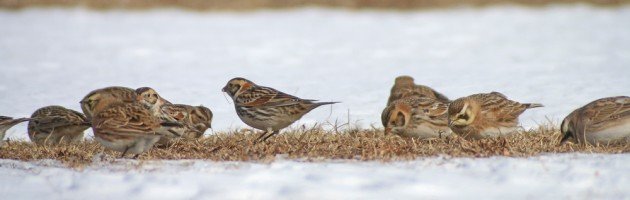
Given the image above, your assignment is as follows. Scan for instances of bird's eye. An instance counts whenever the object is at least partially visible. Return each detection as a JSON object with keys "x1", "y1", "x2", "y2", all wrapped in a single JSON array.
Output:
[{"x1": 460, "y1": 114, "x2": 469, "y2": 120}]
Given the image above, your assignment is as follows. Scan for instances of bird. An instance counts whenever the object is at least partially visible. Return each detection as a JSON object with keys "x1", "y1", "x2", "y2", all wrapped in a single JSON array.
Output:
[
  {"x1": 134, "y1": 87, "x2": 202, "y2": 145},
  {"x1": 27, "y1": 106, "x2": 91, "y2": 145},
  {"x1": 92, "y1": 102, "x2": 184, "y2": 158},
  {"x1": 80, "y1": 86, "x2": 137, "y2": 121},
  {"x1": 559, "y1": 96, "x2": 630, "y2": 146},
  {"x1": 160, "y1": 104, "x2": 213, "y2": 139},
  {"x1": 386, "y1": 75, "x2": 450, "y2": 106},
  {"x1": 222, "y1": 77, "x2": 338, "y2": 143},
  {"x1": 382, "y1": 96, "x2": 452, "y2": 139},
  {"x1": 0, "y1": 116, "x2": 31, "y2": 147},
  {"x1": 447, "y1": 92, "x2": 543, "y2": 140},
  {"x1": 85, "y1": 87, "x2": 183, "y2": 158},
  {"x1": 135, "y1": 87, "x2": 172, "y2": 116}
]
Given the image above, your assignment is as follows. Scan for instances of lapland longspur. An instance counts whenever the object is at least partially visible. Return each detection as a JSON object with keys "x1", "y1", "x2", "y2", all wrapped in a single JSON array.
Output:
[
  {"x1": 382, "y1": 96, "x2": 452, "y2": 139},
  {"x1": 80, "y1": 86, "x2": 137, "y2": 121},
  {"x1": 387, "y1": 75, "x2": 450, "y2": 106},
  {"x1": 0, "y1": 116, "x2": 31, "y2": 147},
  {"x1": 222, "y1": 77, "x2": 338, "y2": 143},
  {"x1": 135, "y1": 87, "x2": 172, "y2": 115},
  {"x1": 27, "y1": 106, "x2": 90, "y2": 145},
  {"x1": 559, "y1": 96, "x2": 630, "y2": 145},
  {"x1": 161, "y1": 104, "x2": 213, "y2": 139},
  {"x1": 85, "y1": 87, "x2": 183, "y2": 158},
  {"x1": 447, "y1": 92, "x2": 543, "y2": 140},
  {"x1": 92, "y1": 102, "x2": 184, "y2": 158}
]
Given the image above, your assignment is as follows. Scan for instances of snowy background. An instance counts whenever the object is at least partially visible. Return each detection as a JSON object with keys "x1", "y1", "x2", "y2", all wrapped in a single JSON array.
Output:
[{"x1": 0, "y1": 5, "x2": 629, "y2": 199}]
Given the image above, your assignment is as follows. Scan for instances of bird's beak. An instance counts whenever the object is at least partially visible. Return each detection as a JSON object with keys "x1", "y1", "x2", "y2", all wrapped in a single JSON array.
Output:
[
  {"x1": 221, "y1": 86, "x2": 227, "y2": 93},
  {"x1": 384, "y1": 127, "x2": 391, "y2": 135}
]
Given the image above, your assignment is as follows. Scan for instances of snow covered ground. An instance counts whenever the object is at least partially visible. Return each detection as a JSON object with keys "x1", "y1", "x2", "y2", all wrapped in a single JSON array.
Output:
[
  {"x1": 1, "y1": 154, "x2": 629, "y2": 199},
  {"x1": 0, "y1": 5, "x2": 629, "y2": 199}
]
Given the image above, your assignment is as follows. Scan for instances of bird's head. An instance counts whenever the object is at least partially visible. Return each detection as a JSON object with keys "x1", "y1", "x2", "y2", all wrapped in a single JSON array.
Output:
[
  {"x1": 448, "y1": 99, "x2": 478, "y2": 127},
  {"x1": 222, "y1": 77, "x2": 255, "y2": 99}
]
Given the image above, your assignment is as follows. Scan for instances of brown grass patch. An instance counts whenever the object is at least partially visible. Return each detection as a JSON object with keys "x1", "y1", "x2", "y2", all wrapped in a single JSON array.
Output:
[
  {"x1": 0, "y1": 0, "x2": 628, "y2": 10},
  {"x1": 1, "y1": 124, "x2": 628, "y2": 168}
]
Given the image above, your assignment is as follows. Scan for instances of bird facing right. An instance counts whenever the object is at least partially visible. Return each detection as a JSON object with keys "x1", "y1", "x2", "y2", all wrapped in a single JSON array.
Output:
[
  {"x1": 447, "y1": 92, "x2": 543, "y2": 140},
  {"x1": 222, "y1": 77, "x2": 338, "y2": 143},
  {"x1": 559, "y1": 96, "x2": 630, "y2": 146}
]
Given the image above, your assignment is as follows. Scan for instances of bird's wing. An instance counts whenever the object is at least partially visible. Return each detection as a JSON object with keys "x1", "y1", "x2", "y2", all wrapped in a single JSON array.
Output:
[
  {"x1": 94, "y1": 104, "x2": 160, "y2": 135},
  {"x1": 236, "y1": 86, "x2": 306, "y2": 107},
  {"x1": 583, "y1": 96, "x2": 630, "y2": 126},
  {"x1": 477, "y1": 92, "x2": 527, "y2": 122}
]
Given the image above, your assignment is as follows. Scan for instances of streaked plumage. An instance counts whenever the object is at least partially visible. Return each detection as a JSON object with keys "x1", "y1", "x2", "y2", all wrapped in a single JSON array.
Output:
[
  {"x1": 382, "y1": 96, "x2": 452, "y2": 139},
  {"x1": 222, "y1": 77, "x2": 338, "y2": 143},
  {"x1": 86, "y1": 88, "x2": 183, "y2": 158},
  {"x1": 387, "y1": 75, "x2": 449, "y2": 106},
  {"x1": 80, "y1": 86, "x2": 137, "y2": 121},
  {"x1": 560, "y1": 96, "x2": 630, "y2": 145},
  {"x1": 447, "y1": 92, "x2": 543, "y2": 140},
  {"x1": 92, "y1": 102, "x2": 183, "y2": 158},
  {"x1": 160, "y1": 104, "x2": 213, "y2": 139},
  {"x1": 0, "y1": 116, "x2": 31, "y2": 147},
  {"x1": 135, "y1": 87, "x2": 172, "y2": 116},
  {"x1": 27, "y1": 106, "x2": 90, "y2": 145}
]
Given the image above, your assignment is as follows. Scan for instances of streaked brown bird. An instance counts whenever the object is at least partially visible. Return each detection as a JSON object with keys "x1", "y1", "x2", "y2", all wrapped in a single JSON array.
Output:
[
  {"x1": 92, "y1": 102, "x2": 183, "y2": 158},
  {"x1": 161, "y1": 104, "x2": 213, "y2": 139},
  {"x1": 27, "y1": 106, "x2": 90, "y2": 145},
  {"x1": 386, "y1": 75, "x2": 450, "y2": 106},
  {"x1": 382, "y1": 96, "x2": 452, "y2": 139},
  {"x1": 559, "y1": 96, "x2": 630, "y2": 146},
  {"x1": 85, "y1": 86, "x2": 183, "y2": 158},
  {"x1": 447, "y1": 92, "x2": 543, "y2": 140},
  {"x1": 135, "y1": 87, "x2": 172, "y2": 115},
  {"x1": 0, "y1": 116, "x2": 31, "y2": 147},
  {"x1": 80, "y1": 86, "x2": 137, "y2": 121},
  {"x1": 222, "y1": 77, "x2": 338, "y2": 143}
]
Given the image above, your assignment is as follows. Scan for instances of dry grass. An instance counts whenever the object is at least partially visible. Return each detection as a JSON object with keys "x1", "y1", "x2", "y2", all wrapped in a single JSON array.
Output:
[
  {"x1": 0, "y1": 124, "x2": 628, "y2": 168},
  {"x1": 0, "y1": 0, "x2": 628, "y2": 10}
]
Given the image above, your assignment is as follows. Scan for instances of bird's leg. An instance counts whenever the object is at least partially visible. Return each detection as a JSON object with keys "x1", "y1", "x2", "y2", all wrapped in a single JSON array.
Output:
[
  {"x1": 260, "y1": 130, "x2": 279, "y2": 143},
  {"x1": 120, "y1": 147, "x2": 129, "y2": 158},
  {"x1": 254, "y1": 128, "x2": 274, "y2": 144}
]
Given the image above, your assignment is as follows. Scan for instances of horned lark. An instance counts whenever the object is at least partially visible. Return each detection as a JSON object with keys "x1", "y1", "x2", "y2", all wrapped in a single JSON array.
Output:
[
  {"x1": 559, "y1": 96, "x2": 630, "y2": 145},
  {"x1": 92, "y1": 102, "x2": 183, "y2": 158},
  {"x1": 0, "y1": 116, "x2": 31, "y2": 147},
  {"x1": 447, "y1": 92, "x2": 543, "y2": 140},
  {"x1": 382, "y1": 96, "x2": 452, "y2": 139},
  {"x1": 80, "y1": 86, "x2": 137, "y2": 121},
  {"x1": 222, "y1": 77, "x2": 338, "y2": 143},
  {"x1": 27, "y1": 106, "x2": 90, "y2": 145},
  {"x1": 387, "y1": 75, "x2": 450, "y2": 106}
]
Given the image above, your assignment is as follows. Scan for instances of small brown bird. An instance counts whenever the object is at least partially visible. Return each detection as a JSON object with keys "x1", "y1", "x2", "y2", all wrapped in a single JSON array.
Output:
[
  {"x1": 92, "y1": 102, "x2": 183, "y2": 158},
  {"x1": 0, "y1": 116, "x2": 31, "y2": 147},
  {"x1": 27, "y1": 106, "x2": 91, "y2": 145},
  {"x1": 135, "y1": 87, "x2": 172, "y2": 115},
  {"x1": 80, "y1": 86, "x2": 137, "y2": 121},
  {"x1": 386, "y1": 75, "x2": 450, "y2": 106},
  {"x1": 222, "y1": 77, "x2": 338, "y2": 143},
  {"x1": 447, "y1": 92, "x2": 543, "y2": 140},
  {"x1": 559, "y1": 96, "x2": 630, "y2": 146},
  {"x1": 161, "y1": 104, "x2": 213, "y2": 139},
  {"x1": 382, "y1": 96, "x2": 452, "y2": 139}
]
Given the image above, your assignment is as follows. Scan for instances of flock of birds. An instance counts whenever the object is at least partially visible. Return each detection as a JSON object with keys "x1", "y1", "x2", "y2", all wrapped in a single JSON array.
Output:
[{"x1": 0, "y1": 76, "x2": 628, "y2": 158}]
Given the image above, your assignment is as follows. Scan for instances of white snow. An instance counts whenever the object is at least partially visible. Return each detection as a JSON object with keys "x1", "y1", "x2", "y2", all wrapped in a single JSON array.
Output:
[
  {"x1": 1, "y1": 154, "x2": 629, "y2": 199},
  {"x1": 0, "y1": 5, "x2": 629, "y2": 199}
]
